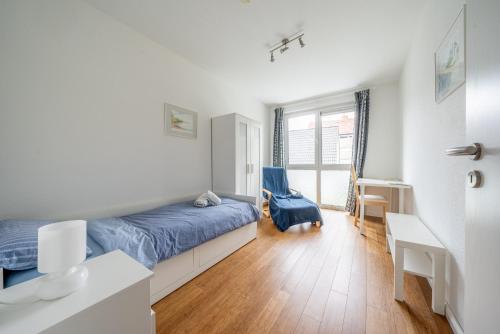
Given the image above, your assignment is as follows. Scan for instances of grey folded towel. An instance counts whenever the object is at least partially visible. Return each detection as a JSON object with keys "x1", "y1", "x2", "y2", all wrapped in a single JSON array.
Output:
[
  {"x1": 194, "y1": 191, "x2": 222, "y2": 208},
  {"x1": 206, "y1": 191, "x2": 222, "y2": 206},
  {"x1": 194, "y1": 193, "x2": 210, "y2": 208}
]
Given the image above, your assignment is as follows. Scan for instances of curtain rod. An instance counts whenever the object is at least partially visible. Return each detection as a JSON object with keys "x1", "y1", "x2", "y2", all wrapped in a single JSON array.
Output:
[{"x1": 275, "y1": 85, "x2": 370, "y2": 110}]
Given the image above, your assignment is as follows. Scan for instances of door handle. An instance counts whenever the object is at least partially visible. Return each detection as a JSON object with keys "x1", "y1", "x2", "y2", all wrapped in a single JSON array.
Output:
[{"x1": 445, "y1": 143, "x2": 482, "y2": 160}]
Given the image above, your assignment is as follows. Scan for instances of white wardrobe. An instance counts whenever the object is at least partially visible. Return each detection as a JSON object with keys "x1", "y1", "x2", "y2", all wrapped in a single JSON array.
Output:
[{"x1": 212, "y1": 113, "x2": 262, "y2": 209}]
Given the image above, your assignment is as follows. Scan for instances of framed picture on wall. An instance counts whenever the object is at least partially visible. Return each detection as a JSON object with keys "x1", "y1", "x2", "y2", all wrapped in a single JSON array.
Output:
[
  {"x1": 435, "y1": 6, "x2": 465, "y2": 103},
  {"x1": 164, "y1": 103, "x2": 198, "y2": 139}
]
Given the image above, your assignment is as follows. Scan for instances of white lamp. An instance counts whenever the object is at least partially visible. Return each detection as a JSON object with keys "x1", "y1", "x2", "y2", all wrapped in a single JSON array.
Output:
[{"x1": 36, "y1": 220, "x2": 89, "y2": 300}]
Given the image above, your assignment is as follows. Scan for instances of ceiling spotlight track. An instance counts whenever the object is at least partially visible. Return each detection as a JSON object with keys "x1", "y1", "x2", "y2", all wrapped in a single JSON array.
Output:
[{"x1": 269, "y1": 32, "x2": 305, "y2": 63}]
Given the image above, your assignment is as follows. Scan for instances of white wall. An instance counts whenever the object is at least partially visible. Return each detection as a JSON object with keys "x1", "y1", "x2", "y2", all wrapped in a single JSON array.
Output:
[
  {"x1": 0, "y1": 0, "x2": 268, "y2": 220},
  {"x1": 363, "y1": 83, "x2": 402, "y2": 215},
  {"x1": 364, "y1": 83, "x2": 401, "y2": 180},
  {"x1": 400, "y1": 0, "x2": 465, "y2": 329}
]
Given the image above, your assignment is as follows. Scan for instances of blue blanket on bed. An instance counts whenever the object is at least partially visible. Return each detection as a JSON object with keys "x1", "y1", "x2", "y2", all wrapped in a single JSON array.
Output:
[
  {"x1": 2, "y1": 197, "x2": 259, "y2": 287},
  {"x1": 87, "y1": 197, "x2": 259, "y2": 269}
]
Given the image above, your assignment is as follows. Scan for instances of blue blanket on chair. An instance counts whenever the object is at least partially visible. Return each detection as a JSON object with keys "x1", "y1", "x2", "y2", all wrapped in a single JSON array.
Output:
[
  {"x1": 263, "y1": 167, "x2": 323, "y2": 231},
  {"x1": 269, "y1": 195, "x2": 323, "y2": 231},
  {"x1": 263, "y1": 166, "x2": 291, "y2": 198}
]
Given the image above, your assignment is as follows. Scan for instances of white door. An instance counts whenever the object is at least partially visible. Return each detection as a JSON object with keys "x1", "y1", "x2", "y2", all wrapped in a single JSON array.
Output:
[
  {"x1": 249, "y1": 124, "x2": 261, "y2": 198},
  {"x1": 237, "y1": 121, "x2": 248, "y2": 196},
  {"x1": 463, "y1": 1, "x2": 500, "y2": 332}
]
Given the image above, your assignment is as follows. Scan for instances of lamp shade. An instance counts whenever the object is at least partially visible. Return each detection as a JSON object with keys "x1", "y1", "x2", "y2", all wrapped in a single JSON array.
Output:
[{"x1": 37, "y1": 220, "x2": 87, "y2": 273}]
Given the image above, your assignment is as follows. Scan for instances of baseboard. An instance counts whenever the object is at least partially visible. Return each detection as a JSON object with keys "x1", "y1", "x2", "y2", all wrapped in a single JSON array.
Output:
[
  {"x1": 446, "y1": 304, "x2": 464, "y2": 334},
  {"x1": 422, "y1": 276, "x2": 463, "y2": 334}
]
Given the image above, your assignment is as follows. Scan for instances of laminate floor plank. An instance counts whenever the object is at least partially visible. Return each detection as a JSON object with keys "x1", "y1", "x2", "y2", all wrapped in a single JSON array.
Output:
[
  {"x1": 319, "y1": 290, "x2": 347, "y2": 334},
  {"x1": 152, "y1": 211, "x2": 452, "y2": 334}
]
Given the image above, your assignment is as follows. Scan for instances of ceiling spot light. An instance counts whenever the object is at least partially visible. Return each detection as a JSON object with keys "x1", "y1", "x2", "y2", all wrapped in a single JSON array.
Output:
[
  {"x1": 280, "y1": 39, "x2": 289, "y2": 53},
  {"x1": 299, "y1": 37, "x2": 305, "y2": 48},
  {"x1": 268, "y1": 32, "x2": 305, "y2": 63}
]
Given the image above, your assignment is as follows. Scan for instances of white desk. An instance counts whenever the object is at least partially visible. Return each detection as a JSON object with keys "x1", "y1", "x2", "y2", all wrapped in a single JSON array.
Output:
[
  {"x1": 0, "y1": 250, "x2": 154, "y2": 334},
  {"x1": 356, "y1": 178, "x2": 411, "y2": 235}
]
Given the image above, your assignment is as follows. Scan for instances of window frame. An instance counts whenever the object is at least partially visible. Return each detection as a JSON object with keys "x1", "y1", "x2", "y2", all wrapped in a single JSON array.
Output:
[
  {"x1": 284, "y1": 103, "x2": 355, "y2": 210},
  {"x1": 283, "y1": 110, "x2": 318, "y2": 170}
]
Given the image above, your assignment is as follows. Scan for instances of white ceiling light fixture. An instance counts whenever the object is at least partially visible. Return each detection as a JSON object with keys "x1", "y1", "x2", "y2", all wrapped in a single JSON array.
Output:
[{"x1": 269, "y1": 32, "x2": 305, "y2": 63}]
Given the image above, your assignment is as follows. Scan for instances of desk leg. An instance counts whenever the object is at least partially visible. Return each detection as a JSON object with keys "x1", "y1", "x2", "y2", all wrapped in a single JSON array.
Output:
[
  {"x1": 394, "y1": 244, "x2": 404, "y2": 301},
  {"x1": 360, "y1": 185, "x2": 366, "y2": 235},
  {"x1": 398, "y1": 188, "x2": 405, "y2": 213},
  {"x1": 431, "y1": 254, "x2": 446, "y2": 315},
  {"x1": 389, "y1": 188, "x2": 393, "y2": 212}
]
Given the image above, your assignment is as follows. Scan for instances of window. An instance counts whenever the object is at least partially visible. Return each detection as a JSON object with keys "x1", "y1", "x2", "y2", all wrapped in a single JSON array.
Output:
[
  {"x1": 285, "y1": 108, "x2": 355, "y2": 209},
  {"x1": 321, "y1": 112, "x2": 354, "y2": 165},
  {"x1": 287, "y1": 114, "x2": 315, "y2": 165}
]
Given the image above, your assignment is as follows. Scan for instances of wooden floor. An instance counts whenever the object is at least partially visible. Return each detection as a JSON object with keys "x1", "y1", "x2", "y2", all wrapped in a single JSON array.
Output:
[{"x1": 152, "y1": 210, "x2": 452, "y2": 334}]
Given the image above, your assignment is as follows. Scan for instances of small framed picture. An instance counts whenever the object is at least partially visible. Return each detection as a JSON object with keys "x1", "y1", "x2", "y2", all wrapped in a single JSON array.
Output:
[
  {"x1": 164, "y1": 103, "x2": 198, "y2": 139},
  {"x1": 435, "y1": 6, "x2": 465, "y2": 103}
]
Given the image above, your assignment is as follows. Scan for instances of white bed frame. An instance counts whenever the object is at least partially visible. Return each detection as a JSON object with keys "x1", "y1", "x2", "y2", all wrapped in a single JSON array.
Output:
[
  {"x1": 150, "y1": 219, "x2": 256, "y2": 304},
  {"x1": 0, "y1": 193, "x2": 258, "y2": 307},
  {"x1": 150, "y1": 193, "x2": 257, "y2": 304}
]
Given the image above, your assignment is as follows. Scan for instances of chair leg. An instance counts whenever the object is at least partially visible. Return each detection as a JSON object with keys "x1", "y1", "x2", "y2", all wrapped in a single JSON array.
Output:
[
  {"x1": 383, "y1": 204, "x2": 388, "y2": 251},
  {"x1": 262, "y1": 202, "x2": 270, "y2": 218},
  {"x1": 354, "y1": 199, "x2": 360, "y2": 227}
]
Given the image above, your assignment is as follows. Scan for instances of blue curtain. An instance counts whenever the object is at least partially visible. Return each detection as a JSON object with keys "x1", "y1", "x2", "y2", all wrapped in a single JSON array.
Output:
[
  {"x1": 346, "y1": 89, "x2": 370, "y2": 214},
  {"x1": 272, "y1": 107, "x2": 285, "y2": 167}
]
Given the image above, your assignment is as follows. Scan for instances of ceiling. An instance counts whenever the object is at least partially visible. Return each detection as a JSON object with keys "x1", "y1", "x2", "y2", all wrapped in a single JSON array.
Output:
[{"x1": 85, "y1": 0, "x2": 426, "y2": 104}]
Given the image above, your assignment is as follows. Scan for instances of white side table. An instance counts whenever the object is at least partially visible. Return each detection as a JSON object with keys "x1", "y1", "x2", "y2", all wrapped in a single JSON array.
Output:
[
  {"x1": 385, "y1": 213, "x2": 447, "y2": 315},
  {"x1": 0, "y1": 250, "x2": 154, "y2": 334}
]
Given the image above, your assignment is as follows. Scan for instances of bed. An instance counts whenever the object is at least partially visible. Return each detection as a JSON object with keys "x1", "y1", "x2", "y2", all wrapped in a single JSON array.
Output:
[{"x1": 0, "y1": 194, "x2": 259, "y2": 305}]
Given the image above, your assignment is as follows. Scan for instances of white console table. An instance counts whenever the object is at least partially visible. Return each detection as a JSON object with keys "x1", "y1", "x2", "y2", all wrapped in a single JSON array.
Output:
[
  {"x1": 385, "y1": 213, "x2": 447, "y2": 315},
  {"x1": 0, "y1": 250, "x2": 154, "y2": 334}
]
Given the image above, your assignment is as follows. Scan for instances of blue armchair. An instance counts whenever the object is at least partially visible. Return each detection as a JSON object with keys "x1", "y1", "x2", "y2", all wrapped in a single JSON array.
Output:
[{"x1": 262, "y1": 167, "x2": 323, "y2": 232}]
